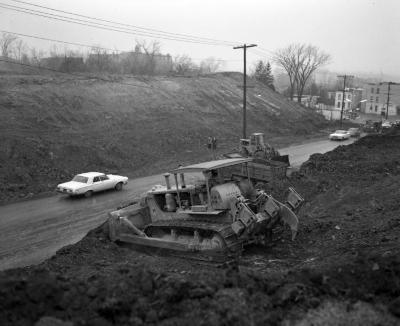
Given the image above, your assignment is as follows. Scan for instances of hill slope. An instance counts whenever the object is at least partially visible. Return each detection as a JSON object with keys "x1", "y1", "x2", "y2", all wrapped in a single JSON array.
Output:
[{"x1": 0, "y1": 72, "x2": 327, "y2": 201}]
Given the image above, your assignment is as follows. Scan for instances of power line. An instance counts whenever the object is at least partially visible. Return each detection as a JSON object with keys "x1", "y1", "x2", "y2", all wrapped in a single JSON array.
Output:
[
  {"x1": 248, "y1": 49, "x2": 273, "y2": 61},
  {"x1": 0, "y1": 1, "x2": 281, "y2": 65},
  {"x1": 0, "y1": 58, "x2": 153, "y2": 88},
  {"x1": 8, "y1": 0, "x2": 237, "y2": 46},
  {"x1": 0, "y1": 3, "x2": 231, "y2": 46},
  {"x1": 0, "y1": 1, "x2": 279, "y2": 67},
  {"x1": 258, "y1": 46, "x2": 275, "y2": 55},
  {"x1": 1, "y1": 2, "x2": 237, "y2": 47},
  {"x1": 0, "y1": 30, "x2": 120, "y2": 53}
]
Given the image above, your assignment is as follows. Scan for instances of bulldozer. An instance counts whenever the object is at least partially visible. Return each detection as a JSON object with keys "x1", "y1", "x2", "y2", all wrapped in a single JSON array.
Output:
[{"x1": 108, "y1": 157, "x2": 304, "y2": 263}]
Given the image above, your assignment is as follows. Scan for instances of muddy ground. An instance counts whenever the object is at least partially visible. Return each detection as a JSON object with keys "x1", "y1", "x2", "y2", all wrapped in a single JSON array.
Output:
[{"x1": 1, "y1": 131, "x2": 400, "y2": 326}]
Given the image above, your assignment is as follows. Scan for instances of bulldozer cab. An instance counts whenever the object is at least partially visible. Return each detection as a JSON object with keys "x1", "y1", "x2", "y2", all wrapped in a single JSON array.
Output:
[{"x1": 169, "y1": 158, "x2": 253, "y2": 213}]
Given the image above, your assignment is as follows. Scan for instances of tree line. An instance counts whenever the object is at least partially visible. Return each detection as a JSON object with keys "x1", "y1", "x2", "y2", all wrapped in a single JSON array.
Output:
[
  {"x1": 1, "y1": 32, "x2": 332, "y2": 101},
  {"x1": 0, "y1": 32, "x2": 224, "y2": 76}
]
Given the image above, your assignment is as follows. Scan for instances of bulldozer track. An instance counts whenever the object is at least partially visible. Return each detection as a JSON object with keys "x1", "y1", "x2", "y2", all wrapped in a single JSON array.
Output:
[{"x1": 144, "y1": 219, "x2": 244, "y2": 263}]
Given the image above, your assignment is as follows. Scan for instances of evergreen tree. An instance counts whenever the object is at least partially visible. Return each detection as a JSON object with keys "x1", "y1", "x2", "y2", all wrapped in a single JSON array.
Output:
[
  {"x1": 264, "y1": 62, "x2": 275, "y2": 91},
  {"x1": 254, "y1": 60, "x2": 275, "y2": 91}
]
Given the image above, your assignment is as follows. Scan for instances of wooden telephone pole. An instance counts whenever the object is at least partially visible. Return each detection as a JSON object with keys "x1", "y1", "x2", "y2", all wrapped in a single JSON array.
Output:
[
  {"x1": 337, "y1": 74, "x2": 354, "y2": 128},
  {"x1": 234, "y1": 44, "x2": 257, "y2": 139},
  {"x1": 380, "y1": 82, "x2": 399, "y2": 119}
]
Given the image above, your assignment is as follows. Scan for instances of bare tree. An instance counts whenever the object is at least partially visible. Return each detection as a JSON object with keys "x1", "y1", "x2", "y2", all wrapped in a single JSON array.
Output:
[
  {"x1": 30, "y1": 47, "x2": 45, "y2": 66},
  {"x1": 13, "y1": 39, "x2": 27, "y2": 61},
  {"x1": 0, "y1": 32, "x2": 18, "y2": 58},
  {"x1": 295, "y1": 45, "x2": 330, "y2": 102},
  {"x1": 173, "y1": 55, "x2": 197, "y2": 75},
  {"x1": 199, "y1": 57, "x2": 222, "y2": 74},
  {"x1": 49, "y1": 44, "x2": 61, "y2": 58},
  {"x1": 273, "y1": 43, "x2": 330, "y2": 102},
  {"x1": 135, "y1": 39, "x2": 161, "y2": 75},
  {"x1": 87, "y1": 45, "x2": 112, "y2": 72}
]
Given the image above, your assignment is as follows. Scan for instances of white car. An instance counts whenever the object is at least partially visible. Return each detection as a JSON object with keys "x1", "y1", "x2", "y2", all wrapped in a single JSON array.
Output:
[
  {"x1": 56, "y1": 172, "x2": 128, "y2": 197},
  {"x1": 329, "y1": 130, "x2": 350, "y2": 141}
]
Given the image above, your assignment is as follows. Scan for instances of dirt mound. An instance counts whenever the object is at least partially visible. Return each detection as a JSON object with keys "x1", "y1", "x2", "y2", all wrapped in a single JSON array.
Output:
[
  {"x1": 1, "y1": 132, "x2": 400, "y2": 325},
  {"x1": 0, "y1": 226, "x2": 399, "y2": 326},
  {"x1": 0, "y1": 72, "x2": 329, "y2": 203}
]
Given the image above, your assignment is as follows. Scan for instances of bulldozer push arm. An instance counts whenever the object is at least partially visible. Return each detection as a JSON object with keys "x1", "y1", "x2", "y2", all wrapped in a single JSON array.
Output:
[{"x1": 230, "y1": 188, "x2": 302, "y2": 241}]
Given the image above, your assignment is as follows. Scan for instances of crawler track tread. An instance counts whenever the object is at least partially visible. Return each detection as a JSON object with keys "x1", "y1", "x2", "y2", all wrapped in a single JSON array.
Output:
[{"x1": 144, "y1": 219, "x2": 243, "y2": 263}]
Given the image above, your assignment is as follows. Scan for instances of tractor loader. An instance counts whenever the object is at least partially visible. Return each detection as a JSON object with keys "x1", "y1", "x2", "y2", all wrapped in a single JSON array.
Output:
[{"x1": 224, "y1": 133, "x2": 290, "y2": 186}]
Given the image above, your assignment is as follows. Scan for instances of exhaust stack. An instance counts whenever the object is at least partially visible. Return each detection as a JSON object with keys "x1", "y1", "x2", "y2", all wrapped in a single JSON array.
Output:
[
  {"x1": 164, "y1": 173, "x2": 171, "y2": 189},
  {"x1": 180, "y1": 173, "x2": 186, "y2": 188}
]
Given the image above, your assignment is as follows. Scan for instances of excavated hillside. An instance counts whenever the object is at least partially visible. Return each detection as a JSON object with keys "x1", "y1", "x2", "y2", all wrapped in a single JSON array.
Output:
[
  {"x1": 0, "y1": 131, "x2": 399, "y2": 326},
  {"x1": 0, "y1": 71, "x2": 328, "y2": 203}
]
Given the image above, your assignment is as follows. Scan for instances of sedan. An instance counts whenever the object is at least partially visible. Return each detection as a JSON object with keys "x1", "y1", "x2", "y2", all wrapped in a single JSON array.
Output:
[
  {"x1": 329, "y1": 130, "x2": 351, "y2": 141},
  {"x1": 347, "y1": 128, "x2": 361, "y2": 137},
  {"x1": 56, "y1": 172, "x2": 128, "y2": 197}
]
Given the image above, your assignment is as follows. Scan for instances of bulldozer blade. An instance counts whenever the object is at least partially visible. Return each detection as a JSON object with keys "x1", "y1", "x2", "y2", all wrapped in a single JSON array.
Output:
[
  {"x1": 279, "y1": 204, "x2": 299, "y2": 240},
  {"x1": 286, "y1": 187, "x2": 304, "y2": 212}
]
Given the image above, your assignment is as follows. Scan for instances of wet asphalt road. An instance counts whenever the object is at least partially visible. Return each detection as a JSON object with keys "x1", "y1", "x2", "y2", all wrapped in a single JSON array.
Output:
[{"x1": 0, "y1": 137, "x2": 355, "y2": 271}]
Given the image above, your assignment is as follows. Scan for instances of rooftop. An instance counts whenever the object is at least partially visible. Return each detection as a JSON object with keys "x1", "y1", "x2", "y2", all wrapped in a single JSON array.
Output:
[
  {"x1": 170, "y1": 158, "x2": 252, "y2": 174},
  {"x1": 77, "y1": 172, "x2": 104, "y2": 177}
]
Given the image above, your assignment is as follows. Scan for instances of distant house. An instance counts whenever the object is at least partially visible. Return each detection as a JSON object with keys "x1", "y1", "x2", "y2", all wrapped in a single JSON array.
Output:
[
  {"x1": 363, "y1": 82, "x2": 400, "y2": 116},
  {"x1": 327, "y1": 91, "x2": 336, "y2": 100},
  {"x1": 335, "y1": 88, "x2": 363, "y2": 112}
]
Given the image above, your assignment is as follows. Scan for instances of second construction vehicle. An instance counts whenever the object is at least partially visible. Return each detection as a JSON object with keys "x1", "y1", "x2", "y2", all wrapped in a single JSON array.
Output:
[
  {"x1": 224, "y1": 132, "x2": 290, "y2": 186},
  {"x1": 108, "y1": 158, "x2": 304, "y2": 263}
]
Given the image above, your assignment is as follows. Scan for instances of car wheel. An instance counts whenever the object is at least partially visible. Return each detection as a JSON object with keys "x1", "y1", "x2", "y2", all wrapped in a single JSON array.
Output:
[
  {"x1": 115, "y1": 182, "x2": 123, "y2": 191},
  {"x1": 84, "y1": 190, "x2": 93, "y2": 198}
]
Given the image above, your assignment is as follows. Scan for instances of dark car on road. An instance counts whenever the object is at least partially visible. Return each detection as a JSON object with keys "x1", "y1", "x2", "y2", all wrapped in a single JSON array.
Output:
[{"x1": 348, "y1": 128, "x2": 361, "y2": 137}]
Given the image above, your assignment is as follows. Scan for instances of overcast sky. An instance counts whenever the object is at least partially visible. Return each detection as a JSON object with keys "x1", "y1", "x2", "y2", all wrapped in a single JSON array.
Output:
[{"x1": 1, "y1": 0, "x2": 399, "y2": 77}]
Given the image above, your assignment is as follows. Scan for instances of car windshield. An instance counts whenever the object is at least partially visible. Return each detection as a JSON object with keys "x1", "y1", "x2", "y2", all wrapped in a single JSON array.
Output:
[
  {"x1": 335, "y1": 130, "x2": 347, "y2": 134},
  {"x1": 72, "y1": 175, "x2": 89, "y2": 183}
]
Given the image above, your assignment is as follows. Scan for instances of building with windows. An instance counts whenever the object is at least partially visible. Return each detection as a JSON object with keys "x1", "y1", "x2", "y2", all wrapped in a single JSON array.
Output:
[
  {"x1": 363, "y1": 83, "x2": 400, "y2": 116},
  {"x1": 335, "y1": 88, "x2": 363, "y2": 113}
]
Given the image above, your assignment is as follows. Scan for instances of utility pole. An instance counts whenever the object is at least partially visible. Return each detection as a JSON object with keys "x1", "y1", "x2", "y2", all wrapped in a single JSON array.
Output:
[
  {"x1": 385, "y1": 82, "x2": 391, "y2": 120},
  {"x1": 381, "y1": 82, "x2": 399, "y2": 119},
  {"x1": 234, "y1": 43, "x2": 257, "y2": 139},
  {"x1": 337, "y1": 74, "x2": 354, "y2": 128}
]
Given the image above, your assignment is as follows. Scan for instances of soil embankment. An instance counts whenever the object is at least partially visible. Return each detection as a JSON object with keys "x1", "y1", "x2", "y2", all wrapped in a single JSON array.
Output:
[
  {"x1": 1, "y1": 131, "x2": 399, "y2": 325},
  {"x1": 0, "y1": 72, "x2": 329, "y2": 203}
]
